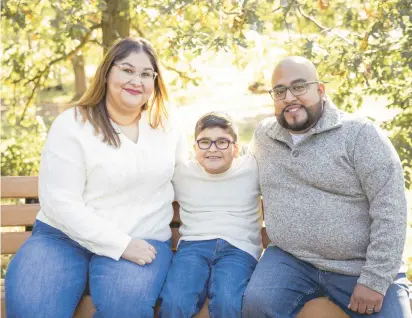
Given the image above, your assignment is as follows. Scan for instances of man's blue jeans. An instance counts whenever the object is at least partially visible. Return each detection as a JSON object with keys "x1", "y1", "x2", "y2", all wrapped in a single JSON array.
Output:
[
  {"x1": 5, "y1": 220, "x2": 173, "y2": 318},
  {"x1": 159, "y1": 239, "x2": 257, "y2": 318},
  {"x1": 242, "y1": 246, "x2": 411, "y2": 318}
]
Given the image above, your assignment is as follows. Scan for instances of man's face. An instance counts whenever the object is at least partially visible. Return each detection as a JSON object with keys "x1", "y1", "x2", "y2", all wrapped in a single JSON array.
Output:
[
  {"x1": 271, "y1": 63, "x2": 325, "y2": 132},
  {"x1": 194, "y1": 127, "x2": 239, "y2": 175}
]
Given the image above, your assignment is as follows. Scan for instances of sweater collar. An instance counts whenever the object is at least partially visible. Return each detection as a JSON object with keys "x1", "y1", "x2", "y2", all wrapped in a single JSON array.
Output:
[{"x1": 266, "y1": 99, "x2": 343, "y2": 144}]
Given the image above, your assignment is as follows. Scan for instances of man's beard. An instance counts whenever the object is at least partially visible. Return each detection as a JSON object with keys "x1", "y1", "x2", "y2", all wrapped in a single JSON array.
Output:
[{"x1": 276, "y1": 100, "x2": 324, "y2": 132}]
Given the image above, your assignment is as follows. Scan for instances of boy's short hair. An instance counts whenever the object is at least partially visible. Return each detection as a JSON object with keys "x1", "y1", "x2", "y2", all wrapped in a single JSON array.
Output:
[{"x1": 194, "y1": 112, "x2": 238, "y2": 142}]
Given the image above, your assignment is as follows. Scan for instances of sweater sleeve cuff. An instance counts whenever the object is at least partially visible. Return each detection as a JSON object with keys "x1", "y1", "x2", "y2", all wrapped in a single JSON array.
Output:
[
  {"x1": 104, "y1": 234, "x2": 132, "y2": 261},
  {"x1": 357, "y1": 272, "x2": 391, "y2": 296}
]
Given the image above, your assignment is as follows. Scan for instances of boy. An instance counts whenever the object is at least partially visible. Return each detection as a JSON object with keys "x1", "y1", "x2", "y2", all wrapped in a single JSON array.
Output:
[{"x1": 159, "y1": 112, "x2": 262, "y2": 318}]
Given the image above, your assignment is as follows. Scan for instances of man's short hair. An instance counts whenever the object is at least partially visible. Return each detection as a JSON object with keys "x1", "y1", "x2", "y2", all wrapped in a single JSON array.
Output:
[{"x1": 194, "y1": 112, "x2": 238, "y2": 142}]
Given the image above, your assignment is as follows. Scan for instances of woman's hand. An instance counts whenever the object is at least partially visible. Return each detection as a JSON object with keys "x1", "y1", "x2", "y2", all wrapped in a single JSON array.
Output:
[{"x1": 121, "y1": 239, "x2": 157, "y2": 266}]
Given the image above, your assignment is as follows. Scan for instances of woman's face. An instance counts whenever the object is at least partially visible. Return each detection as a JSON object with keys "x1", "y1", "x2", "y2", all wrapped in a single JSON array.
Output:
[{"x1": 106, "y1": 51, "x2": 156, "y2": 113}]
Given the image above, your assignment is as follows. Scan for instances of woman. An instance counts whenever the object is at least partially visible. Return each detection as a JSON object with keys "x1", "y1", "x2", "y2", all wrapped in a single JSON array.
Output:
[{"x1": 5, "y1": 37, "x2": 185, "y2": 317}]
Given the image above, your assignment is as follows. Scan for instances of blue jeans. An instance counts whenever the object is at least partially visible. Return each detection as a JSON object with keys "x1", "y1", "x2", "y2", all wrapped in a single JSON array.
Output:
[
  {"x1": 242, "y1": 246, "x2": 412, "y2": 318},
  {"x1": 5, "y1": 220, "x2": 173, "y2": 318},
  {"x1": 159, "y1": 239, "x2": 258, "y2": 318}
]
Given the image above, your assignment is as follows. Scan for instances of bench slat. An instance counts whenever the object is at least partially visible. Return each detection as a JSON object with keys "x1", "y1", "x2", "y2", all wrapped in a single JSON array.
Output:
[
  {"x1": 1, "y1": 232, "x2": 31, "y2": 254},
  {"x1": 1, "y1": 204, "x2": 39, "y2": 226},
  {"x1": 1, "y1": 176, "x2": 38, "y2": 199}
]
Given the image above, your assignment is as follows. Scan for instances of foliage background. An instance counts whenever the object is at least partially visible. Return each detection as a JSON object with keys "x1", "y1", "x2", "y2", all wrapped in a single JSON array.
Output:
[{"x1": 1, "y1": 0, "x2": 411, "y2": 278}]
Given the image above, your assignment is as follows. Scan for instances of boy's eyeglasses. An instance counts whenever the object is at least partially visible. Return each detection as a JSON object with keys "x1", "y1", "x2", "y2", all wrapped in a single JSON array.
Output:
[{"x1": 196, "y1": 138, "x2": 235, "y2": 150}]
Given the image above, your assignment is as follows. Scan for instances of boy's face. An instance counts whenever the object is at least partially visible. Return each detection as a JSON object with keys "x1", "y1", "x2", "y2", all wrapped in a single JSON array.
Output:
[{"x1": 194, "y1": 127, "x2": 239, "y2": 175}]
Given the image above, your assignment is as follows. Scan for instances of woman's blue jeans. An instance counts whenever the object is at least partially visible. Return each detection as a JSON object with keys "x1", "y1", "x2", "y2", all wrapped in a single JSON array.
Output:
[
  {"x1": 5, "y1": 220, "x2": 173, "y2": 318},
  {"x1": 242, "y1": 246, "x2": 412, "y2": 318},
  {"x1": 159, "y1": 239, "x2": 258, "y2": 318}
]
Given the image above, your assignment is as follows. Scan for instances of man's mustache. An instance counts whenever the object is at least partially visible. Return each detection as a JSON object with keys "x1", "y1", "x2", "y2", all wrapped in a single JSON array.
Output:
[{"x1": 275, "y1": 104, "x2": 306, "y2": 117}]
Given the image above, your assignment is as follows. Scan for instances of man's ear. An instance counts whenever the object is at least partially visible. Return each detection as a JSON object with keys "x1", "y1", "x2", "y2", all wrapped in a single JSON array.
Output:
[
  {"x1": 318, "y1": 82, "x2": 326, "y2": 100},
  {"x1": 192, "y1": 143, "x2": 197, "y2": 152}
]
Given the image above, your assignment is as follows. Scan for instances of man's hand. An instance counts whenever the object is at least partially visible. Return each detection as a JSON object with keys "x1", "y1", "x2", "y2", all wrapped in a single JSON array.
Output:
[
  {"x1": 121, "y1": 239, "x2": 157, "y2": 266},
  {"x1": 348, "y1": 284, "x2": 384, "y2": 315}
]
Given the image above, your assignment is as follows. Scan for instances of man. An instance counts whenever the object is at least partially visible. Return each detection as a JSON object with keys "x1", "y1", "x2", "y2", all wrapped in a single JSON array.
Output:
[{"x1": 243, "y1": 56, "x2": 411, "y2": 317}]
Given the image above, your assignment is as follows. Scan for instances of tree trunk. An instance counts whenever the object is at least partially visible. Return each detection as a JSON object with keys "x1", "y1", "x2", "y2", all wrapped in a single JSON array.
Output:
[
  {"x1": 102, "y1": 0, "x2": 130, "y2": 54},
  {"x1": 71, "y1": 53, "x2": 87, "y2": 101}
]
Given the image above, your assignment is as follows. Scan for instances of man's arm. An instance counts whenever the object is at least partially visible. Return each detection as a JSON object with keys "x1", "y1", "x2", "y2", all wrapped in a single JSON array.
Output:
[{"x1": 349, "y1": 122, "x2": 407, "y2": 313}]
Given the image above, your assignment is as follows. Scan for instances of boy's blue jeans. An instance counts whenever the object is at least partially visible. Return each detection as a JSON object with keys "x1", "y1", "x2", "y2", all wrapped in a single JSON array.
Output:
[
  {"x1": 5, "y1": 220, "x2": 173, "y2": 318},
  {"x1": 159, "y1": 239, "x2": 258, "y2": 318},
  {"x1": 243, "y1": 246, "x2": 412, "y2": 318}
]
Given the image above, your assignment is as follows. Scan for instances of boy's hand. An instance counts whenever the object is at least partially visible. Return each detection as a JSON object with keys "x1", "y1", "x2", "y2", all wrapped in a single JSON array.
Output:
[{"x1": 121, "y1": 239, "x2": 157, "y2": 266}]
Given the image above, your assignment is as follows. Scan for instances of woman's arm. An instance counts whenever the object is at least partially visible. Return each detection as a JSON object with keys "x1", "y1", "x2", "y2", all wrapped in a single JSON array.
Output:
[{"x1": 39, "y1": 112, "x2": 132, "y2": 260}]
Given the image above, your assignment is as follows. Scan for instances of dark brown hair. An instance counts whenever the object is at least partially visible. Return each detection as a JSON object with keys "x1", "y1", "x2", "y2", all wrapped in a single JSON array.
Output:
[
  {"x1": 194, "y1": 112, "x2": 238, "y2": 142},
  {"x1": 71, "y1": 37, "x2": 169, "y2": 147}
]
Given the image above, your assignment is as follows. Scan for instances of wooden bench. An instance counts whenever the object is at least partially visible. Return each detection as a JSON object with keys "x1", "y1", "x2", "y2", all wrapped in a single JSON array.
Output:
[{"x1": 1, "y1": 176, "x2": 348, "y2": 317}]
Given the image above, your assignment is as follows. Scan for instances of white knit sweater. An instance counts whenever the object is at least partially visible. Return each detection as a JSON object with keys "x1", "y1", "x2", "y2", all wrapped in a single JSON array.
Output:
[
  {"x1": 173, "y1": 155, "x2": 263, "y2": 260},
  {"x1": 37, "y1": 107, "x2": 185, "y2": 260}
]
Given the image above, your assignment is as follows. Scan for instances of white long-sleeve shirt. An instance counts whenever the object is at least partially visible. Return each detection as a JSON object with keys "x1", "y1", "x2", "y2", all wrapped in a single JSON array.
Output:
[
  {"x1": 37, "y1": 107, "x2": 185, "y2": 260},
  {"x1": 173, "y1": 155, "x2": 263, "y2": 260}
]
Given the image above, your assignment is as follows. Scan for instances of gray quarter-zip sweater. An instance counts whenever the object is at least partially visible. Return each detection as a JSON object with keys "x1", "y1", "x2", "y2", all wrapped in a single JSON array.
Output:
[{"x1": 250, "y1": 100, "x2": 407, "y2": 295}]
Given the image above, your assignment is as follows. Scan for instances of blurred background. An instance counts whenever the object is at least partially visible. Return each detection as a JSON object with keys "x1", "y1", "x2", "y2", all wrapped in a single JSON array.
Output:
[{"x1": 1, "y1": 0, "x2": 411, "y2": 279}]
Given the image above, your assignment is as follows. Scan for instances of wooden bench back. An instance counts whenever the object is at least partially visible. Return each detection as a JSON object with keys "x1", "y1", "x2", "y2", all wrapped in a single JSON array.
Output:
[
  {"x1": 1, "y1": 177, "x2": 39, "y2": 254},
  {"x1": 1, "y1": 176, "x2": 267, "y2": 255}
]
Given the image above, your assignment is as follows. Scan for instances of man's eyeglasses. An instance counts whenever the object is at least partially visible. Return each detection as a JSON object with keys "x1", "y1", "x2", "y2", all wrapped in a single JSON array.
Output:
[
  {"x1": 196, "y1": 138, "x2": 235, "y2": 150},
  {"x1": 269, "y1": 81, "x2": 321, "y2": 101},
  {"x1": 113, "y1": 63, "x2": 158, "y2": 81}
]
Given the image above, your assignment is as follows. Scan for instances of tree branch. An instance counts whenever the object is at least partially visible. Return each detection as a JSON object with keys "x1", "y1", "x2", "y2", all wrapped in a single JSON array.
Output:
[
  {"x1": 162, "y1": 63, "x2": 198, "y2": 82},
  {"x1": 296, "y1": 5, "x2": 329, "y2": 30},
  {"x1": 273, "y1": 5, "x2": 282, "y2": 13},
  {"x1": 282, "y1": 2, "x2": 293, "y2": 42},
  {"x1": 49, "y1": 23, "x2": 102, "y2": 66},
  {"x1": 88, "y1": 38, "x2": 103, "y2": 46},
  {"x1": 223, "y1": 11, "x2": 241, "y2": 15},
  {"x1": 221, "y1": 0, "x2": 244, "y2": 15},
  {"x1": 284, "y1": 15, "x2": 292, "y2": 42},
  {"x1": 18, "y1": 72, "x2": 44, "y2": 122},
  {"x1": 296, "y1": 4, "x2": 354, "y2": 45},
  {"x1": 17, "y1": 23, "x2": 101, "y2": 120},
  {"x1": 17, "y1": 23, "x2": 102, "y2": 87}
]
